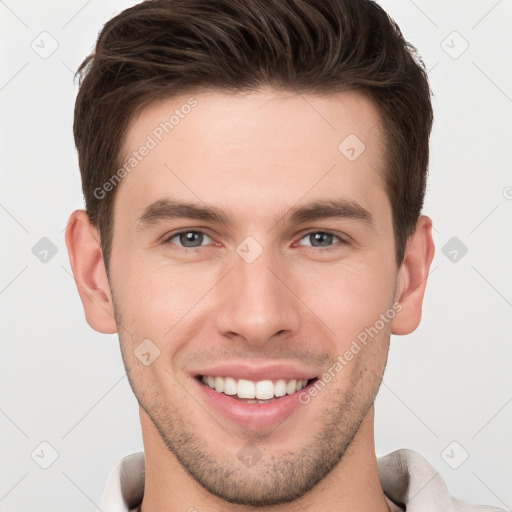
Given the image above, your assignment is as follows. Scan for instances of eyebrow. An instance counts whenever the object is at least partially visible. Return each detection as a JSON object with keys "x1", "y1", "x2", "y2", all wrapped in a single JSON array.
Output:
[
  {"x1": 283, "y1": 199, "x2": 374, "y2": 227},
  {"x1": 135, "y1": 199, "x2": 229, "y2": 228},
  {"x1": 134, "y1": 197, "x2": 374, "y2": 230}
]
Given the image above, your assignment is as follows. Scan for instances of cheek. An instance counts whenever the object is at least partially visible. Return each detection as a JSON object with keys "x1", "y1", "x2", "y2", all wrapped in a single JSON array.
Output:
[
  {"x1": 112, "y1": 259, "x2": 221, "y2": 348},
  {"x1": 298, "y1": 258, "x2": 397, "y2": 341},
  {"x1": 112, "y1": 237, "x2": 397, "y2": 346},
  {"x1": 110, "y1": 247, "x2": 235, "y2": 383}
]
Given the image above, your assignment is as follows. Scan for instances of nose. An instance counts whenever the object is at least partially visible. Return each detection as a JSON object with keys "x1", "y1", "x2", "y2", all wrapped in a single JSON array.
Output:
[{"x1": 214, "y1": 246, "x2": 302, "y2": 347}]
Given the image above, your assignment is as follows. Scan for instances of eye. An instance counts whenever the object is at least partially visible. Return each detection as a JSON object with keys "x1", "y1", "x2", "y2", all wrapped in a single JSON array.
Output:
[
  {"x1": 165, "y1": 230, "x2": 213, "y2": 248},
  {"x1": 297, "y1": 231, "x2": 345, "y2": 249}
]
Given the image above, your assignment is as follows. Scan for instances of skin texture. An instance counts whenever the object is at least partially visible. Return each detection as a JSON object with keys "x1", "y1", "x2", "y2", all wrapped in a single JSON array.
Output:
[{"x1": 66, "y1": 87, "x2": 435, "y2": 511}]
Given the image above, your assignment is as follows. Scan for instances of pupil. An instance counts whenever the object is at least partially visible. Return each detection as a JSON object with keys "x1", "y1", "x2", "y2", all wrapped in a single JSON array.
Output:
[
  {"x1": 180, "y1": 232, "x2": 203, "y2": 247},
  {"x1": 311, "y1": 233, "x2": 332, "y2": 247}
]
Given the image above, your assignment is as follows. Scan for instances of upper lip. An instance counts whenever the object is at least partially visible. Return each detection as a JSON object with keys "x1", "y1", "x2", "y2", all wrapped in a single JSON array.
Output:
[{"x1": 193, "y1": 362, "x2": 318, "y2": 382}]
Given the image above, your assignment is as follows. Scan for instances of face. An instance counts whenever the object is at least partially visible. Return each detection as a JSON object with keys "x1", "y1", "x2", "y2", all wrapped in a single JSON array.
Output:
[{"x1": 107, "y1": 88, "x2": 401, "y2": 506}]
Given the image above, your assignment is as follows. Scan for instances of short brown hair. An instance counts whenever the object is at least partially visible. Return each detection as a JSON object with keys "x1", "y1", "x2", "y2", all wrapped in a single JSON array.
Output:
[{"x1": 73, "y1": 0, "x2": 433, "y2": 271}]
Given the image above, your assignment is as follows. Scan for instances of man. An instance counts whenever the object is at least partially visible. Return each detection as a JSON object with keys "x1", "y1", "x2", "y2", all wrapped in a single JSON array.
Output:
[{"x1": 65, "y1": 0, "x2": 504, "y2": 510}]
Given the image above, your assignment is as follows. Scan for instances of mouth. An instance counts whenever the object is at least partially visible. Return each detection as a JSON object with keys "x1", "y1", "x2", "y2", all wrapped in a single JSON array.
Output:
[
  {"x1": 191, "y1": 364, "x2": 321, "y2": 429},
  {"x1": 196, "y1": 375, "x2": 319, "y2": 403}
]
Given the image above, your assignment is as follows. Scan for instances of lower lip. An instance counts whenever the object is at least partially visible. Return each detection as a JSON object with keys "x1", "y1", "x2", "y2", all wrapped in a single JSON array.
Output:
[{"x1": 193, "y1": 377, "x2": 316, "y2": 430}]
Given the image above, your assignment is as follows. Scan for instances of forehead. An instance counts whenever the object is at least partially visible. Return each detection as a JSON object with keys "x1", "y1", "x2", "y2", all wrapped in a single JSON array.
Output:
[{"x1": 115, "y1": 87, "x2": 389, "y2": 229}]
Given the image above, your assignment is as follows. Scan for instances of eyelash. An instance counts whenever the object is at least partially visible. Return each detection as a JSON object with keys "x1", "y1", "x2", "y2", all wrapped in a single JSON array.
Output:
[
  {"x1": 162, "y1": 229, "x2": 348, "y2": 252},
  {"x1": 296, "y1": 230, "x2": 348, "y2": 252}
]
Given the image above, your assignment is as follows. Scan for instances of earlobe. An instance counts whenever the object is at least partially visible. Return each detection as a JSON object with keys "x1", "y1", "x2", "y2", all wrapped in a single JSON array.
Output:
[
  {"x1": 391, "y1": 215, "x2": 435, "y2": 336},
  {"x1": 64, "y1": 210, "x2": 118, "y2": 334}
]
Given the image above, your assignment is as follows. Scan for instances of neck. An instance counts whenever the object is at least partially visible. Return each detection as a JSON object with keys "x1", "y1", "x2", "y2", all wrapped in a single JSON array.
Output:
[{"x1": 139, "y1": 406, "x2": 390, "y2": 512}]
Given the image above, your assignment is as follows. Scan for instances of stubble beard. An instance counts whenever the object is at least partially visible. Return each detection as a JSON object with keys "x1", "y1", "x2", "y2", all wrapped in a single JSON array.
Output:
[
  {"x1": 113, "y1": 292, "x2": 389, "y2": 507},
  {"x1": 132, "y1": 367, "x2": 383, "y2": 507}
]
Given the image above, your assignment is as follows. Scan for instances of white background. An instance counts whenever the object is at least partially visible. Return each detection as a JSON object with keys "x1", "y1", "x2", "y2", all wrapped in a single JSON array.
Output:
[{"x1": 1, "y1": 0, "x2": 511, "y2": 510}]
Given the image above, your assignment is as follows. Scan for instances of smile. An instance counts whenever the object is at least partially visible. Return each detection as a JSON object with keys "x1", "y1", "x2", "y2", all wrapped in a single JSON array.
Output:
[
  {"x1": 193, "y1": 373, "x2": 319, "y2": 429},
  {"x1": 199, "y1": 375, "x2": 314, "y2": 402}
]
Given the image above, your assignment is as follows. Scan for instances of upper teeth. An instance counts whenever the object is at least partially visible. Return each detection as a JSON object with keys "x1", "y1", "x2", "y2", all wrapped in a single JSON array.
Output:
[{"x1": 201, "y1": 376, "x2": 309, "y2": 399}]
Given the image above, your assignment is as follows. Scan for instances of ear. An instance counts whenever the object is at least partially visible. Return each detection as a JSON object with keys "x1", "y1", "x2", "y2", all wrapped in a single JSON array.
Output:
[
  {"x1": 391, "y1": 215, "x2": 435, "y2": 335},
  {"x1": 64, "y1": 210, "x2": 117, "y2": 334}
]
